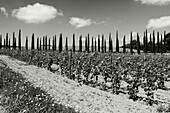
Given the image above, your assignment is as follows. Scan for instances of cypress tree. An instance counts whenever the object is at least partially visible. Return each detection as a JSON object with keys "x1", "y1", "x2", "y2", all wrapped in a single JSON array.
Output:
[
  {"x1": 98, "y1": 35, "x2": 100, "y2": 52},
  {"x1": 43, "y1": 36, "x2": 45, "y2": 50},
  {"x1": 59, "y1": 33, "x2": 62, "y2": 52},
  {"x1": 13, "y1": 32, "x2": 16, "y2": 49},
  {"x1": 104, "y1": 39, "x2": 107, "y2": 52},
  {"x1": 52, "y1": 37, "x2": 54, "y2": 51},
  {"x1": 153, "y1": 31, "x2": 155, "y2": 54},
  {"x1": 95, "y1": 38, "x2": 96, "y2": 52},
  {"x1": 123, "y1": 35, "x2": 126, "y2": 53},
  {"x1": 91, "y1": 37, "x2": 94, "y2": 52},
  {"x1": 87, "y1": 34, "x2": 90, "y2": 52},
  {"x1": 0, "y1": 35, "x2": 2, "y2": 49},
  {"x1": 48, "y1": 38, "x2": 50, "y2": 51},
  {"x1": 157, "y1": 32, "x2": 160, "y2": 53},
  {"x1": 137, "y1": 33, "x2": 140, "y2": 54},
  {"x1": 149, "y1": 34, "x2": 152, "y2": 53},
  {"x1": 18, "y1": 29, "x2": 21, "y2": 50},
  {"x1": 164, "y1": 31, "x2": 166, "y2": 53},
  {"x1": 9, "y1": 38, "x2": 11, "y2": 50},
  {"x1": 85, "y1": 36, "x2": 87, "y2": 51},
  {"x1": 143, "y1": 32, "x2": 146, "y2": 53},
  {"x1": 54, "y1": 35, "x2": 57, "y2": 50},
  {"x1": 102, "y1": 34, "x2": 104, "y2": 52},
  {"x1": 25, "y1": 36, "x2": 28, "y2": 50},
  {"x1": 45, "y1": 36, "x2": 47, "y2": 51},
  {"x1": 31, "y1": 33, "x2": 35, "y2": 50},
  {"x1": 116, "y1": 31, "x2": 119, "y2": 53},
  {"x1": 6, "y1": 33, "x2": 8, "y2": 48},
  {"x1": 3, "y1": 39, "x2": 5, "y2": 48},
  {"x1": 37, "y1": 37, "x2": 39, "y2": 50},
  {"x1": 79, "y1": 35, "x2": 82, "y2": 52},
  {"x1": 160, "y1": 34, "x2": 163, "y2": 54},
  {"x1": 40, "y1": 38, "x2": 42, "y2": 51},
  {"x1": 130, "y1": 32, "x2": 133, "y2": 54},
  {"x1": 73, "y1": 34, "x2": 75, "y2": 52},
  {"x1": 145, "y1": 30, "x2": 148, "y2": 53},
  {"x1": 65, "y1": 37, "x2": 68, "y2": 51},
  {"x1": 109, "y1": 33, "x2": 112, "y2": 52}
]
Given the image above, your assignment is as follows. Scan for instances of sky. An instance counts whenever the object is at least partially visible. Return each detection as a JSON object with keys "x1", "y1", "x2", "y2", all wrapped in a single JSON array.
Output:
[{"x1": 0, "y1": 0, "x2": 170, "y2": 47}]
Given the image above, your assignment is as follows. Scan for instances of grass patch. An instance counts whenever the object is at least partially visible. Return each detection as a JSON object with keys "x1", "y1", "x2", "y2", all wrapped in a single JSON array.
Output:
[{"x1": 0, "y1": 64, "x2": 77, "y2": 113}]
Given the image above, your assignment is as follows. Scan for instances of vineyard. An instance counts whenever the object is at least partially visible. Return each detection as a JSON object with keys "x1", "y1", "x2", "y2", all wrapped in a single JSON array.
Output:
[{"x1": 0, "y1": 30, "x2": 170, "y2": 112}]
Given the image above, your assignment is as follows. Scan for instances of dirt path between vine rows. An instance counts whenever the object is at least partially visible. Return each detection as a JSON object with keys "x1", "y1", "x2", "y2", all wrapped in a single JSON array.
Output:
[{"x1": 0, "y1": 55, "x2": 157, "y2": 113}]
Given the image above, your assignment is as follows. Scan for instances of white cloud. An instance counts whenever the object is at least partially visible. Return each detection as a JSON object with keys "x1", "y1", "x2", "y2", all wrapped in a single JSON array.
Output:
[
  {"x1": 147, "y1": 16, "x2": 170, "y2": 29},
  {"x1": 134, "y1": 0, "x2": 170, "y2": 5},
  {"x1": 69, "y1": 17, "x2": 95, "y2": 28},
  {"x1": 11, "y1": 3, "x2": 63, "y2": 24},
  {"x1": 0, "y1": 7, "x2": 8, "y2": 17}
]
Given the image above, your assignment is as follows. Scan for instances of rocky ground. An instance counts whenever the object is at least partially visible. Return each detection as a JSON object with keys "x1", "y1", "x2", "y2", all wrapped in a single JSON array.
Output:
[{"x1": 0, "y1": 55, "x2": 165, "y2": 113}]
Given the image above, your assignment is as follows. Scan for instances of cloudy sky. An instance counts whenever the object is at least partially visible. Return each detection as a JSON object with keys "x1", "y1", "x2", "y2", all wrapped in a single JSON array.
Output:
[{"x1": 0, "y1": 0, "x2": 170, "y2": 46}]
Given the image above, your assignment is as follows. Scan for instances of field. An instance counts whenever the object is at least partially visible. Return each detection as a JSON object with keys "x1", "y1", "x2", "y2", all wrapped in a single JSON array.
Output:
[{"x1": 0, "y1": 49, "x2": 170, "y2": 112}]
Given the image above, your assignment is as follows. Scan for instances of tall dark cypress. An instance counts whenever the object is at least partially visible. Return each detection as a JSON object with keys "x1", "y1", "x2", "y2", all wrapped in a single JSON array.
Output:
[
  {"x1": 65, "y1": 37, "x2": 68, "y2": 51},
  {"x1": 116, "y1": 31, "x2": 119, "y2": 53},
  {"x1": 25, "y1": 36, "x2": 28, "y2": 50},
  {"x1": 145, "y1": 30, "x2": 148, "y2": 53},
  {"x1": 48, "y1": 38, "x2": 50, "y2": 51},
  {"x1": 0, "y1": 35, "x2": 1, "y2": 49},
  {"x1": 85, "y1": 36, "x2": 87, "y2": 51},
  {"x1": 95, "y1": 38, "x2": 96, "y2": 52},
  {"x1": 104, "y1": 39, "x2": 107, "y2": 52},
  {"x1": 87, "y1": 34, "x2": 90, "y2": 52},
  {"x1": 123, "y1": 35, "x2": 126, "y2": 53},
  {"x1": 130, "y1": 32, "x2": 133, "y2": 54},
  {"x1": 18, "y1": 29, "x2": 21, "y2": 50},
  {"x1": 73, "y1": 34, "x2": 75, "y2": 52},
  {"x1": 6, "y1": 33, "x2": 8, "y2": 48},
  {"x1": 160, "y1": 34, "x2": 163, "y2": 54},
  {"x1": 79, "y1": 35, "x2": 82, "y2": 52},
  {"x1": 143, "y1": 33, "x2": 146, "y2": 53},
  {"x1": 13, "y1": 32, "x2": 15, "y2": 49},
  {"x1": 91, "y1": 37, "x2": 94, "y2": 52},
  {"x1": 157, "y1": 32, "x2": 160, "y2": 53},
  {"x1": 153, "y1": 31, "x2": 155, "y2": 54},
  {"x1": 59, "y1": 33, "x2": 62, "y2": 52},
  {"x1": 149, "y1": 34, "x2": 152, "y2": 53},
  {"x1": 52, "y1": 37, "x2": 54, "y2": 51},
  {"x1": 54, "y1": 35, "x2": 57, "y2": 50},
  {"x1": 102, "y1": 34, "x2": 104, "y2": 52},
  {"x1": 98, "y1": 35, "x2": 100, "y2": 52},
  {"x1": 31, "y1": 33, "x2": 35, "y2": 50},
  {"x1": 137, "y1": 33, "x2": 140, "y2": 54},
  {"x1": 45, "y1": 36, "x2": 47, "y2": 51},
  {"x1": 109, "y1": 33, "x2": 111, "y2": 52},
  {"x1": 9, "y1": 38, "x2": 11, "y2": 50},
  {"x1": 43, "y1": 36, "x2": 45, "y2": 50},
  {"x1": 3, "y1": 39, "x2": 5, "y2": 48},
  {"x1": 164, "y1": 31, "x2": 166, "y2": 53},
  {"x1": 37, "y1": 37, "x2": 39, "y2": 50},
  {"x1": 40, "y1": 38, "x2": 42, "y2": 51}
]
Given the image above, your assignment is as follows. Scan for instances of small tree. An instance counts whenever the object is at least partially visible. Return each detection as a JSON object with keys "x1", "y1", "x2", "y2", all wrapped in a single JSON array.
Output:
[
  {"x1": 123, "y1": 35, "x2": 126, "y2": 53},
  {"x1": 79, "y1": 35, "x2": 82, "y2": 52},
  {"x1": 18, "y1": 29, "x2": 21, "y2": 50},
  {"x1": 73, "y1": 34, "x2": 75, "y2": 52},
  {"x1": 31, "y1": 33, "x2": 35, "y2": 50},
  {"x1": 59, "y1": 33, "x2": 62, "y2": 52},
  {"x1": 25, "y1": 36, "x2": 28, "y2": 50}
]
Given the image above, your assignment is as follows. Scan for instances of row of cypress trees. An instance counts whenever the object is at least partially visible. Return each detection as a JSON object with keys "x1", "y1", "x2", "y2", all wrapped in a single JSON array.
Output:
[{"x1": 0, "y1": 29, "x2": 167, "y2": 54}]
